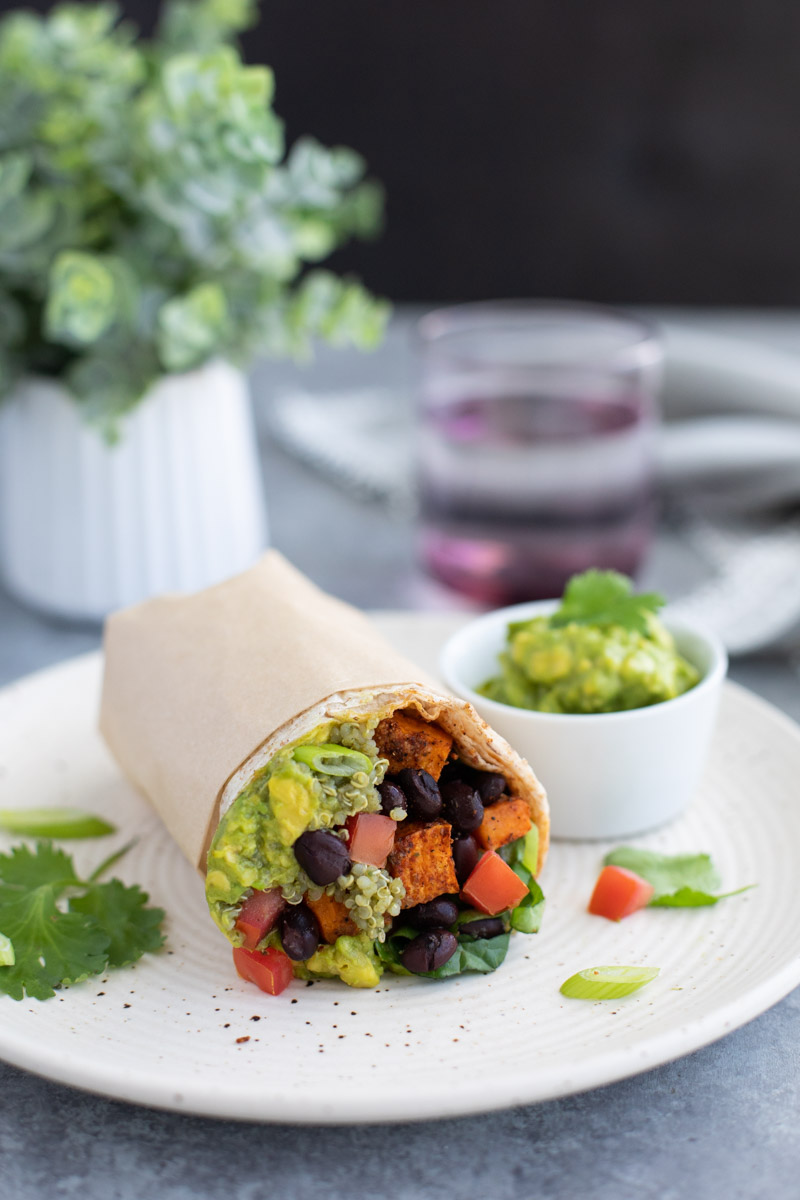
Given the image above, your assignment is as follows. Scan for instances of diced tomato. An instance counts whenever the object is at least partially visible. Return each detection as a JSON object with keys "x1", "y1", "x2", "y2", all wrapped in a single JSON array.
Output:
[
  {"x1": 234, "y1": 888, "x2": 286, "y2": 950},
  {"x1": 345, "y1": 813, "x2": 396, "y2": 867},
  {"x1": 588, "y1": 865, "x2": 654, "y2": 921},
  {"x1": 233, "y1": 946, "x2": 294, "y2": 995},
  {"x1": 460, "y1": 850, "x2": 529, "y2": 916}
]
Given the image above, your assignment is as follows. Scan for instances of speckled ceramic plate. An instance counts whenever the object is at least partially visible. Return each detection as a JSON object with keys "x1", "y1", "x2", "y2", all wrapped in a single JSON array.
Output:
[{"x1": 1, "y1": 614, "x2": 799, "y2": 1125}]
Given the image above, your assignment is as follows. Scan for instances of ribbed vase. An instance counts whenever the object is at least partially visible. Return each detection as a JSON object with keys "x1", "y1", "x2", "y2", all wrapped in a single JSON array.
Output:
[{"x1": 0, "y1": 360, "x2": 268, "y2": 621}]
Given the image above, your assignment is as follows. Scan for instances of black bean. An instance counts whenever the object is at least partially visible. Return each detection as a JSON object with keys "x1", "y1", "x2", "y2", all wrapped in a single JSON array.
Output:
[
  {"x1": 452, "y1": 835, "x2": 480, "y2": 885},
  {"x1": 396, "y1": 768, "x2": 442, "y2": 821},
  {"x1": 459, "y1": 917, "x2": 505, "y2": 939},
  {"x1": 279, "y1": 903, "x2": 321, "y2": 961},
  {"x1": 473, "y1": 771, "x2": 507, "y2": 805},
  {"x1": 441, "y1": 780, "x2": 484, "y2": 834},
  {"x1": 400, "y1": 929, "x2": 458, "y2": 974},
  {"x1": 439, "y1": 762, "x2": 507, "y2": 806},
  {"x1": 377, "y1": 780, "x2": 407, "y2": 818},
  {"x1": 293, "y1": 830, "x2": 351, "y2": 885},
  {"x1": 437, "y1": 761, "x2": 462, "y2": 786},
  {"x1": 405, "y1": 897, "x2": 459, "y2": 930}
]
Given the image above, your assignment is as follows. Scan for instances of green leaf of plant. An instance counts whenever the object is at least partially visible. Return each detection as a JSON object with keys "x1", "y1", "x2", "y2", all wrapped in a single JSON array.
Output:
[
  {"x1": 0, "y1": 0, "x2": 387, "y2": 422},
  {"x1": 0, "y1": 886, "x2": 109, "y2": 1001},
  {"x1": 0, "y1": 151, "x2": 32, "y2": 207},
  {"x1": 649, "y1": 884, "x2": 754, "y2": 908},
  {"x1": 374, "y1": 932, "x2": 412, "y2": 975},
  {"x1": 377, "y1": 925, "x2": 510, "y2": 979},
  {"x1": 157, "y1": 0, "x2": 259, "y2": 55},
  {"x1": 45, "y1": 250, "x2": 118, "y2": 346},
  {"x1": 604, "y1": 847, "x2": 721, "y2": 899},
  {"x1": 157, "y1": 282, "x2": 230, "y2": 371},
  {"x1": 550, "y1": 569, "x2": 665, "y2": 634},
  {"x1": 604, "y1": 847, "x2": 754, "y2": 909},
  {"x1": 70, "y1": 880, "x2": 165, "y2": 968},
  {"x1": 417, "y1": 933, "x2": 510, "y2": 979},
  {"x1": 0, "y1": 288, "x2": 26, "y2": 348},
  {"x1": 501, "y1": 833, "x2": 546, "y2": 933},
  {"x1": 67, "y1": 341, "x2": 161, "y2": 436},
  {"x1": 0, "y1": 842, "x2": 80, "y2": 892},
  {"x1": 0, "y1": 841, "x2": 165, "y2": 1000},
  {"x1": 510, "y1": 876, "x2": 546, "y2": 934}
]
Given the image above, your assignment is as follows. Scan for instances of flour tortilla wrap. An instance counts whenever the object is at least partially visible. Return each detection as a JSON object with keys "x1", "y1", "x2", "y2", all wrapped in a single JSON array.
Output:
[{"x1": 99, "y1": 551, "x2": 549, "y2": 875}]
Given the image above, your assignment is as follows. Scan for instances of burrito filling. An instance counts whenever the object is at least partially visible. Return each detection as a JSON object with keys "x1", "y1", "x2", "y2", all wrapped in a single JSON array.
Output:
[{"x1": 206, "y1": 709, "x2": 545, "y2": 992}]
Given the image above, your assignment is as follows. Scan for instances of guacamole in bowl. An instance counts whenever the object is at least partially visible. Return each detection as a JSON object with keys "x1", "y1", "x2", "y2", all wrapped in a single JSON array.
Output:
[
  {"x1": 440, "y1": 570, "x2": 728, "y2": 839},
  {"x1": 478, "y1": 570, "x2": 698, "y2": 715}
]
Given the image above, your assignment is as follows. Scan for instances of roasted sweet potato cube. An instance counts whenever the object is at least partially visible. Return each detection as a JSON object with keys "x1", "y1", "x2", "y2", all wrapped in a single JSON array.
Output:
[
  {"x1": 306, "y1": 893, "x2": 358, "y2": 943},
  {"x1": 476, "y1": 796, "x2": 532, "y2": 852},
  {"x1": 387, "y1": 820, "x2": 459, "y2": 908},
  {"x1": 375, "y1": 712, "x2": 453, "y2": 780}
]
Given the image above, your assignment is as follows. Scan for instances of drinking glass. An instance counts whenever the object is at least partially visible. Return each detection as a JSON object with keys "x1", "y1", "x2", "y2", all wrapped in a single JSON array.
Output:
[{"x1": 416, "y1": 301, "x2": 662, "y2": 604}]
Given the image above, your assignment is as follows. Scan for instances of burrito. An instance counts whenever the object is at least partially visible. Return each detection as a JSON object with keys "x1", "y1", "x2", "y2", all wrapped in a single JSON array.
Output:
[{"x1": 100, "y1": 552, "x2": 549, "y2": 993}]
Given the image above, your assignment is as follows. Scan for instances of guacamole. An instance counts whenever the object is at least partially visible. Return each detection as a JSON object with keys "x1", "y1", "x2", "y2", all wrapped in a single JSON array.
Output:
[
  {"x1": 479, "y1": 573, "x2": 699, "y2": 714},
  {"x1": 205, "y1": 713, "x2": 405, "y2": 986}
]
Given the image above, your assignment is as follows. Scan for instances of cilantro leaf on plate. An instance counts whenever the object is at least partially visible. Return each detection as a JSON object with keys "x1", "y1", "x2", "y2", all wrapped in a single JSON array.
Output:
[
  {"x1": 550, "y1": 569, "x2": 665, "y2": 634},
  {"x1": 71, "y1": 880, "x2": 165, "y2": 968},
  {"x1": 0, "y1": 842, "x2": 165, "y2": 1001},
  {"x1": 0, "y1": 886, "x2": 109, "y2": 1001},
  {"x1": 0, "y1": 842, "x2": 80, "y2": 893}
]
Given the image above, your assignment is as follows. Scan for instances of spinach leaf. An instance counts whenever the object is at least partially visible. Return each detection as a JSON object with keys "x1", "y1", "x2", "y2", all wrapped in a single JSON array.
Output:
[
  {"x1": 604, "y1": 847, "x2": 720, "y2": 898},
  {"x1": 504, "y1": 846, "x2": 546, "y2": 934},
  {"x1": 421, "y1": 933, "x2": 510, "y2": 979},
  {"x1": 510, "y1": 873, "x2": 546, "y2": 933},
  {"x1": 604, "y1": 847, "x2": 754, "y2": 909},
  {"x1": 376, "y1": 925, "x2": 510, "y2": 979}
]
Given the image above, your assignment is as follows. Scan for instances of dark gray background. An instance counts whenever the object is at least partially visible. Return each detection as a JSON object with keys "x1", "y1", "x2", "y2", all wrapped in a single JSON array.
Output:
[{"x1": 4, "y1": 0, "x2": 800, "y2": 304}]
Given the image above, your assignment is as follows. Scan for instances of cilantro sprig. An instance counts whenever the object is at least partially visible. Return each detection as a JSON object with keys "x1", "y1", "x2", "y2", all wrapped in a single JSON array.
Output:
[
  {"x1": 550, "y1": 569, "x2": 665, "y2": 635},
  {"x1": 0, "y1": 842, "x2": 165, "y2": 1001},
  {"x1": 604, "y1": 847, "x2": 754, "y2": 908}
]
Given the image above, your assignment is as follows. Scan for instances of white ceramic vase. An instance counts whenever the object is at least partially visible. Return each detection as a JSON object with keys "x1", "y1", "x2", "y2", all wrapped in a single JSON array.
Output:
[{"x1": 0, "y1": 360, "x2": 268, "y2": 621}]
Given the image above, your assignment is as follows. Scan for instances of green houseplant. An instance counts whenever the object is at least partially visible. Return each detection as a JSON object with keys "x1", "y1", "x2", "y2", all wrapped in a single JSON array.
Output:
[
  {"x1": 0, "y1": 0, "x2": 387, "y2": 425},
  {"x1": 0, "y1": 0, "x2": 388, "y2": 618}
]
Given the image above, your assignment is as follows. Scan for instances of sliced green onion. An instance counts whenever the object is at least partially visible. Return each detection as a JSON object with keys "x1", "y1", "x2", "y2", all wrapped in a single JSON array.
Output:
[
  {"x1": 292, "y1": 744, "x2": 373, "y2": 778},
  {"x1": 0, "y1": 808, "x2": 115, "y2": 839},
  {"x1": 0, "y1": 934, "x2": 15, "y2": 967},
  {"x1": 560, "y1": 965, "x2": 660, "y2": 1000}
]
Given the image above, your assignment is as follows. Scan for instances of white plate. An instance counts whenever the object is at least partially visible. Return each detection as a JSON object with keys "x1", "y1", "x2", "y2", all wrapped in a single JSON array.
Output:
[{"x1": 1, "y1": 614, "x2": 799, "y2": 1125}]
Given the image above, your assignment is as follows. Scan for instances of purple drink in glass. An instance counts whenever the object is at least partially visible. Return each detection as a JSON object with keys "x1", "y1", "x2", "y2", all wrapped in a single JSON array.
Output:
[{"x1": 417, "y1": 303, "x2": 661, "y2": 604}]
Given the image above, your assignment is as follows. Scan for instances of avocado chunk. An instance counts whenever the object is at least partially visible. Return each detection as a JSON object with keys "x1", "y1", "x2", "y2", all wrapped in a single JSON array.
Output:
[{"x1": 304, "y1": 934, "x2": 383, "y2": 988}]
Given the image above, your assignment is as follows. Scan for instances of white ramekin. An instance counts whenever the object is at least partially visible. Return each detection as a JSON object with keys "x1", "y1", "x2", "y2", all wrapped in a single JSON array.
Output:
[{"x1": 440, "y1": 600, "x2": 728, "y2": 840}]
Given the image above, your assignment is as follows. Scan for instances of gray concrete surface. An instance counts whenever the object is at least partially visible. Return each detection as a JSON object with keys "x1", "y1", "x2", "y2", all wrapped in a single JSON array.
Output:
[{"x1": 0, "y1": 310, "x2": 798, "y2": 1199}]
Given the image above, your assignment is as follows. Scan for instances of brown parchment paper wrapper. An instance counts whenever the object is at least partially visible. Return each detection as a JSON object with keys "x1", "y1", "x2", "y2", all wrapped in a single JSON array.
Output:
[{"x1": 99, "y1": 551, "x2": 549, "y2": 875}]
